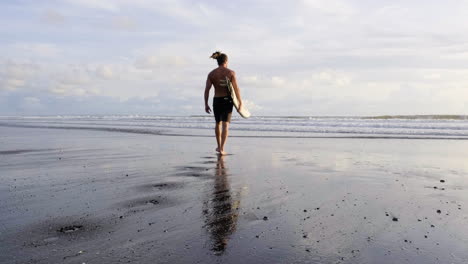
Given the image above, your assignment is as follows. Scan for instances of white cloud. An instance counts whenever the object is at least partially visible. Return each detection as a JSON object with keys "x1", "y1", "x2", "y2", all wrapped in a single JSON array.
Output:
[
  {"x1": 6, "y1": 79, "x2": 26, "y2": 88},
  {"x1": 96, "y1": 65, "x2": 114, "y2": 80},
  {"x1": 0, "y1": 60, "x2": 40, "y2": 91},
  {"x1": 73, "y1": 88, "x2": 87, "y2": 96},
  {"x1": 134, "y1": 0, "x2": 222, "y2": 26},
  {"x1": 271, "y1": 76, "x2": 285, "y2": 87},
  {"x1": 88, "y1": 87, "x2": 101, "y2": 95},
  {"x1": 49, "y1": 82, "x2": 99, "y2": 97},
  {"x1": 13, "y1": 43, "x2": 61, "y2": 58},
  {"x1": 111, "y1": 16, "x2": 137, "y2": 31},
  {"x1": 49, "y1": 86, "x2": 68, "y2": 95},
  {"x1": 242, "y1": 75, "x2": 258, "y2": 84},
  {"x1": 58, "y1": 68, "x2": 91, "y2": 85},
  {"x1": 2, "y1": 61, "x2": 39, "y2": 79},
  {"x1": 301, "y1": 0, "x2": 356, "y2": 16},
  {"x1": 134, "y1": 55, "x2": 187, "y2": 69},
  {"x1": 41, "y1": 9, "x2": 66, "y2": 25},
  {"x1": 64, "y1": 0, "x2": 119, "y2": 12}
]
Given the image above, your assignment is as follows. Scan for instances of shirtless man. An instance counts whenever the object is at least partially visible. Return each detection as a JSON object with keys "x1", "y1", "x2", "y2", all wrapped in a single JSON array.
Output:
[{"x1": 204, "y1": 51, "x2": 243, "y2": 155}]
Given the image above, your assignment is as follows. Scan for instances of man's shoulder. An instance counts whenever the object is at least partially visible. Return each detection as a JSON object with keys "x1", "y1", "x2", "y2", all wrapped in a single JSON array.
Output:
[
  {"x1": 225, "y1": 68, "x2": 236, "y2": 77},
  {"x1": 208, "y1": 68, "x2": 217, "y2": 76}
]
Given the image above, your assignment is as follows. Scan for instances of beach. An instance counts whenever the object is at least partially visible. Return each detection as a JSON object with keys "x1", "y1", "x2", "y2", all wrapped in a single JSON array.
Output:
[{"x1": 1, "y1": 123, "x2": 468, "y2": 264}]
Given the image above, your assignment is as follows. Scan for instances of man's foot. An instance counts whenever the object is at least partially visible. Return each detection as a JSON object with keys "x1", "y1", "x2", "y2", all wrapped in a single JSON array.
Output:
[
  {"x1": 216, "y1": 147, "x2": 220, "y2": 153},
  {"x1": 219, "y1": 149, "x2": 226, "y2": 156}
]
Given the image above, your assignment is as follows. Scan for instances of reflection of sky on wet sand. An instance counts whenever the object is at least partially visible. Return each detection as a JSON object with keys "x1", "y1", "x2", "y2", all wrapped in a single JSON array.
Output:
[
  {"x1": 3, "y1": 125, "x2": 468, "y2": 263},
  {"x1": 203, "y1": 155, "x2": 241, "y2": 255}
]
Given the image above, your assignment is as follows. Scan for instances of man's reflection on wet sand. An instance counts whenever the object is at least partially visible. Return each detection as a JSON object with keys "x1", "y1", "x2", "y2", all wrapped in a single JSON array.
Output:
[{"x1": 202, "y1": 154, "x2": 240, "y2": 255}]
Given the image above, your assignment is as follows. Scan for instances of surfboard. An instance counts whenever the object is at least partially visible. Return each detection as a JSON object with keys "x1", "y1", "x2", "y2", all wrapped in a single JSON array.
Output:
[{"x1": 221, "y1": 77, "x2": 251, "y2": 118}]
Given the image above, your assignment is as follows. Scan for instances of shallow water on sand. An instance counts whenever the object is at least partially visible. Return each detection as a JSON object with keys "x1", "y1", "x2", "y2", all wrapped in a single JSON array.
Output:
[{"x1": 1, "y1": 126, "x2": 468, "y2": 263}]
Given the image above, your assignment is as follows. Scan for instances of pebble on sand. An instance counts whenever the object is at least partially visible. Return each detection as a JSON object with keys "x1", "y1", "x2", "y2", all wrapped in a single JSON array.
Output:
[
  {"x1": 392, "y1": 217, "x2": 398, "y2": 222},
  {"x1": 58, "y1": 225, "x2": 83, "y2": 233}
]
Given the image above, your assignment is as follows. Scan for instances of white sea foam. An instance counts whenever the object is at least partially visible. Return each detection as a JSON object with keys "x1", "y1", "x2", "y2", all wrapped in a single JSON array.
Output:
[{"x1": 1, "y1": 115, "x2": 468, "y2": 139}]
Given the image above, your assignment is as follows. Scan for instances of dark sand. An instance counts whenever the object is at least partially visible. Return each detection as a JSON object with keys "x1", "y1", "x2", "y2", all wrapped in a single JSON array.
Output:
[{"x1": 1, "y1": 126, "x2": 468, "y2": 263}]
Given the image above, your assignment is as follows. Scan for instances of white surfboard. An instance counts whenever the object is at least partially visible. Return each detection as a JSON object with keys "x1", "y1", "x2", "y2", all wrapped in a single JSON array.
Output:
[{"x1": 221, "y1": 77, "x2": 251, "y2": 118}]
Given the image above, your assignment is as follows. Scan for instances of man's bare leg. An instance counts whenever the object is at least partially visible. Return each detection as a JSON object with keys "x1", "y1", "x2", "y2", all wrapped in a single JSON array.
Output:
[
  {"x1": 220, "y1": 121, "x2": 229, "y2": 155},
  {"x1": 215, "y1": 122, "x2": 222, "y2": 153}
]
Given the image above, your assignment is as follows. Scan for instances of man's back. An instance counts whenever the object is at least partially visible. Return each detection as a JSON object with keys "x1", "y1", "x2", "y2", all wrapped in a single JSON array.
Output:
[{"x1": 208, "y1": 67, "x2": 235, "y2": 97}]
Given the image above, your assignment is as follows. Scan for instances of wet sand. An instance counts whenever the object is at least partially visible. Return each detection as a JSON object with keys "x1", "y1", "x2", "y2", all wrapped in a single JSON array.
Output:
[{"x1": 1, "y1": 126, "x2": 468, "y2": 263}]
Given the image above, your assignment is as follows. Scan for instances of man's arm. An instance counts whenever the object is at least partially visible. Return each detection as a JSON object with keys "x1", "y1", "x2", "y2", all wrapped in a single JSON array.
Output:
[
  {"x1": 231, "y1": 72, "x2": 243, "y2": 109},
  {"x1": 204, "y1": 76, "x2": 212, "y2": 114}
]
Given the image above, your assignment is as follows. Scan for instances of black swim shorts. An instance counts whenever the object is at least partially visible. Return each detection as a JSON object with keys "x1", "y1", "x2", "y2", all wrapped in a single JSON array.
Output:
[{"x1": 213, "y1": 96, "x2": 234, "y2": 123}]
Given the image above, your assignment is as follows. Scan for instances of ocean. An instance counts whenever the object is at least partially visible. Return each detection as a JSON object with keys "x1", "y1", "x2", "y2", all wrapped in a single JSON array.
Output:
[{"x1": 1, "y1": 115, "x2": 467, "y2": 140}]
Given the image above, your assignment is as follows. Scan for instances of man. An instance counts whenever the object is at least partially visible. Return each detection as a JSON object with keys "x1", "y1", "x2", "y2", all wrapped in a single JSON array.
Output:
[{"x1": 204, "y1": 51, "x2": 243, "y2": 155}]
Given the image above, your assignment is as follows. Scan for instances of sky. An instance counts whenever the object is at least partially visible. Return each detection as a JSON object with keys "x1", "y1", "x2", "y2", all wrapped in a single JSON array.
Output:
[{"x1": 1, "y1": 0, "x2": 468, "y2": 116}]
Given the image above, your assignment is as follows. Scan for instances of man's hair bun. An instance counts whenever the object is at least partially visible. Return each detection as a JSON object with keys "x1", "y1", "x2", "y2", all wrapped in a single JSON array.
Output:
[
  {"x1": 210, "y1": 51, "x2": 228, "y2": 65},
  {"x1": 210, "y1": 51, "x2": 222, "y2": 59}
]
